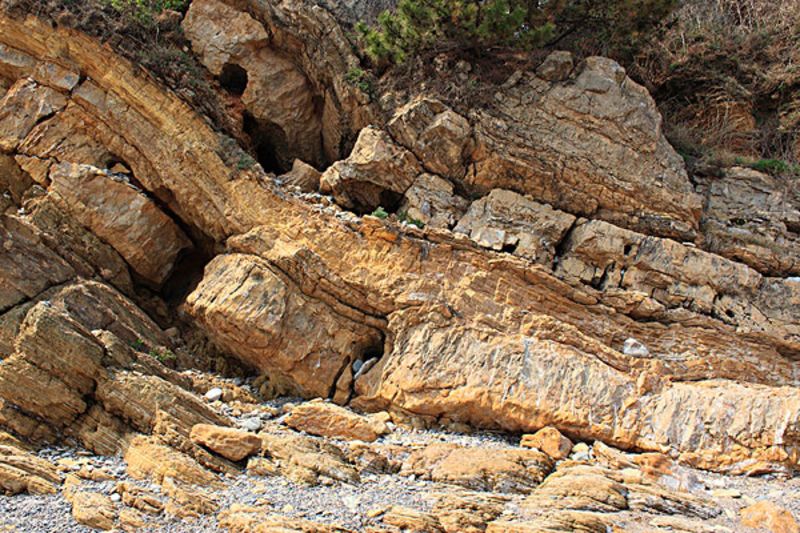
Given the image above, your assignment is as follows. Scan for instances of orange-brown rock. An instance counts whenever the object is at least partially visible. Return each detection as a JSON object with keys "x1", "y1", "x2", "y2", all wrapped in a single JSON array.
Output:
[
  {"x1": 468, "y1": 55, "x2": 702, "y2": 241},
  {"x1": 190, "y1": 424, "x2": 262, "y2": 462},
  {"x1": 387, "y1": 97, "x2": 472, "y2": 181},
  {"x1": 740, "y1": 501, "x2": 800, "y2": 533},
  {"x1": 455, "y1": 189, "x2": 576, "y2": 265},
  {"x1": 401, "y1": 443, "x2": 552, "y2": 493},
  {"x1": 218, "y1": 504, "x2": 353, "y2": 532},
  {"x1": 183, "y1": 0, "x2": 323, "y2": 169},
  {"x1": 697, "y1": 166, "x2": 800, "y2": 276},
  {"x1": 0, "y1": 443, "x2": 60, "y2": 495},
  {"x1": 162, "y1": 476, "x2": 220, "y2": 519},
  {"x1": 320, "y1": 126, "x2": 421, "y2": 212},
  {"x1": 124, "y1": 436, "x2": 218, "y2": 487},
  {"x1": 118, "y1": 508, "x2": 147, "y2": 532},
  {"x1": 1, "y1": 9, "x2": 799, "y2": 477},
  {"x1": 398, "y1": 173, "x2": 468, "y2": 230},
  {"x1": 284, "y1": 400, "x2": 388, "y2": 442},
  {"x1": 520, "y1": 427, "x2": 573, "y2": 460},
  {"x1": 185, "y1": 253, "x2": 383, "y2": 399},
  {"x1": 0, "y1": 78, "x2": 66, "y2": 152},
  {"x1": 258, "y1": 431, "x2": 359, "y2": 485},
  {"x1": 280, "y1": 159, "x2": 322, "y2": 192},
  {"x1": 70, "y1": 491, "x2": 117, "y2": 530},
  {"x1": 47, "y1": 162, "x2": 191, "y2": 285}
]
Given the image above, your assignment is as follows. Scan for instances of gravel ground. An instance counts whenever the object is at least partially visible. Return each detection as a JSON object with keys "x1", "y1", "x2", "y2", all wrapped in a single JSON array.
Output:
[{"x1": 2, "y1": 395, "x2": 798, "y2": 532}]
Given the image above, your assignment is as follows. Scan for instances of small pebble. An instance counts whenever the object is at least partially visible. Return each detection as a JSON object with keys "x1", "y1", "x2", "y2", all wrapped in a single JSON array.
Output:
[{"x1": 204, "y1": 387, "x2": 223, "y2": 402}]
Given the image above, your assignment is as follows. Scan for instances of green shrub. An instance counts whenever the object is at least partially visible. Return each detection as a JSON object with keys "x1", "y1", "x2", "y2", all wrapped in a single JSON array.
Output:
[
  {"x1": 345, "y1": 67, "x2": 374, "y2": 95},
  {"x1": 747, "y1": 158, "x2": 800, "y2": 177},
  {"x1": 104, "y1": 0, "x2": 188, "y2": 25},
  {"x1": 398, "y1": 211, "x2": 425, "y2": 228},
  {"x1": 356, "y1": 0, "x2": 677, "y2": 64},
  {"x1": 130, "y1": 338, "x2": 146, "y2": 351},
  {"x1": 370, "y1": 206, "x2": 389, "y2": 219},
  {"x1": 149, "y1": 347, "x2": 177, "y2": 363}
]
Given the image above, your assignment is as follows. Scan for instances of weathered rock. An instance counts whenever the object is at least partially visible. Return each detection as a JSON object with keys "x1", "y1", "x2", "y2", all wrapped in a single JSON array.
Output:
[
  {"x1": 190, "y1": 424, "x2": 262, "y2": 462},
  {"x1": 124, "y1": 435, "x2": 218, "y2": 487},
  {"x1": 70, "y1": 491, "x2": 117, "y2": 530},
  {"x1": 118, "y1": 508, "x2": 147, "y2": 532},
  {"x1": 0, "y1": 215, "x2": 74, "y2": 313},
  {"x1": 185, "y1": 253, "x2": 383, "y2": 399},
  {"x1": 280, "y1": 159, "x2": 322, "y2": 192},
  {"x1": 320, "y1": 126, "x2": 421, "y2": 212},
  {"x1": 183, "y1": 0, "x2": 323, "y2": 169},
  {"x1": 162, "y1": 476, "x2": 220, "y2": 518},
  {"x1": 387, "y1": 97, "x2": 472, "y2": 180},
  {"x1": 536, "y1": 50, "x2": 575, "y2": 81},
  {"x1": 697, "y1": 166, "x2": 800, "y2": 276},
  {"x1": 116, "y1": 482, "x2": 164, "y2": 515},
  {"x1": 0, "y1": 443, "x2": 60, "y2": 495},
  {"x1": 740, "y1": 501, "x2": 800, "y2": 533},
  {"x1": 2, "y1": 10, "x2": 799, "y2": 479},
  {"x1": 401, "y1": 443, "x2": 553, "y2": 493},
  {"x1": 219, "y1": 504, "x2": 352, "y2": 532},
  {"x1": 432, "y1": 491, "x2": 508, "y2": 533},
  {"x1": 48, "y1": 162, "x2": 191, "y2": 285},
  {"x1": 556, "y1": 218, "x2": 800, "y2": 355},
  {"x1": 520, "y1": 427, "x2": 573, "y2": 460},
  {"x1": 469, "y1": 56, "x2": 701, "y2": 240},
  {"x1": 398, "y1": 173, "x2": 468, "y2": 229},
  {"x1": 455, "y1": 189, "x2": 576, "y2": 264},
  {"x1": 284, "y1": 400, "x2": 388, "y2": 442},
  {"x1": 258, "y1": 431, "x2": 359, "y2": 485},
  {"x1": 0, "y1": 78, "x2": 66, "y2": 151},
  {"x1": 383, "y1": 506, "x2": 445, "y2": 532}
]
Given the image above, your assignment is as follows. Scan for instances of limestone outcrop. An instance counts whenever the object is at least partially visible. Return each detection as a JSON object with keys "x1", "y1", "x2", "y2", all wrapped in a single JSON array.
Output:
[{"x1": 0, "y1": 3, "x2": 799, "y2": 521}]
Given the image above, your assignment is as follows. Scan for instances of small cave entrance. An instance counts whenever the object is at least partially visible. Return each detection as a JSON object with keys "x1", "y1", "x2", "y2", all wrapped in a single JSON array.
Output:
[
  {"x1": 161, "y1": 246, "x2": 214, "y2": 305},
  {"x1": 219, "y1": 63, "x2": 248, "y2": 96},
  {"x1": 243, "y1": 111, "x2": 290, "y2": 174}
]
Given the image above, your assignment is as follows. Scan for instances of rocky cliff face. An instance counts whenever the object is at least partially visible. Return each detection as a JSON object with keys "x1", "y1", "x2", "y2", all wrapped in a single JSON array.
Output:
[{"x1": 0, "y1": 1, "x2": 799, "y2": 531}]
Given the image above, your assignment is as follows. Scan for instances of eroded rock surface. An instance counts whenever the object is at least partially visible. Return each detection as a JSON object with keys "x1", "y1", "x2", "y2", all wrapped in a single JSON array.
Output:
[{"x1": 0, "y1": 6, "x2": 799, "y2": 533}]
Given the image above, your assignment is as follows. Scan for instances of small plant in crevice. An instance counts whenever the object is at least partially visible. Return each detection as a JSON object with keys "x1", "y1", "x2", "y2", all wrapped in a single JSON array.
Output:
[
  {"x1": 130, "y1": 338, "x2": 146, "y2": 351},
  {"x1": 397, "y1": 210, "x2": 425, "y2": 229},
  {"x1": 217, "y1": 134, "x2": 258, "y2": 172},
  {"x1": 370, "y1": 206, "x2": 389, "y2": 219},
  {"x1": 149, "y1": 347, "x2": 177, "y2": 364},
  {"x1": 345, "y1": 66, "x2": 374, "y2": 96}
]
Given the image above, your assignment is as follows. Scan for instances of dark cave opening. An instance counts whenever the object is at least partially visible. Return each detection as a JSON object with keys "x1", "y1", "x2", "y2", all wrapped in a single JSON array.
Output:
[
  {"x1": 219, "y1": 63, "x2": 248, "y2": 96},
  {"x1": 243, "y1": 111, "x2": 289, "y2": 174}
]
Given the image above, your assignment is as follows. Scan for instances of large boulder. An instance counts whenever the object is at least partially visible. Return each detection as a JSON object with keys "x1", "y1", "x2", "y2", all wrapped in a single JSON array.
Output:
[
  {"x1": 469, "y1": 55, "x2": 702, "y2": 241},
  {"x1": 185, "y1": 253, "x2": 384, "y2": 399},
  {"x1": 48, "y1": 162, "x2": 191, "y2": 286},
  {"x1": 455, "y1": 189, "x2": 576, "y2": 265},
  {"x1": 387, "y1": 97, "x2": 472, "y2": 180},
  {"x1": 320, "y1": 126, "x2": 421, "y2": 213}
]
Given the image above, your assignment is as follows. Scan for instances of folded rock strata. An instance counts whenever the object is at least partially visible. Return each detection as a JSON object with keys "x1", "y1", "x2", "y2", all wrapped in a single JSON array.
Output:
[{"x1": 0, "y1": 4, "x2": 798, "y2": 480}]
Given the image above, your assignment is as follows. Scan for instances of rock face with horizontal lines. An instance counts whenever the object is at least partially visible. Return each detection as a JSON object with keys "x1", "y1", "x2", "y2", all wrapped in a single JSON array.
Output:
[{"x1": 0, "y1": 3, "x2": 800, "y2": 530}]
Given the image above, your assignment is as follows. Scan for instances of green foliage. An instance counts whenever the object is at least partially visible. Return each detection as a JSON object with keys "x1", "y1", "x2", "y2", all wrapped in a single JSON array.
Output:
[
  {"x1": 149, "y1": 347, "x2": 177, "y2": 363},
  {"x1": 370, "y1": 206, "x2": 389, "y2": 219},
  {"x1": 103, "y1": 0, "x2": 188, "y2": 25},
  {"x1": 744, "y1": 158, "x2": 800, "y2": 177},
  {"x1": 237, "y1": 152, "x2": 257, "y2": 170},
  {"x1": 356, "y1": 0, "x2": 676, "y2": 64},
  {"x1": 130, "y1": 338, "x2": 146, "y2": 351},
  {"x1": 217, "y1": 134, "x2": 258, "y2": 172},
  {"x1": 345, "y1": 67, "x2": 374, "y2": 95},
  {"x1": 397, "y1": 211, "x2": 425, "y2": 228}
]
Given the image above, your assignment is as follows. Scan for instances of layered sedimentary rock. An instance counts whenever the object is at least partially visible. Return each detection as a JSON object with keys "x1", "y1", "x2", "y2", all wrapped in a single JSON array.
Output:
[{"x1": 0, "y1": 2, "x2": 799, "y2": 481}]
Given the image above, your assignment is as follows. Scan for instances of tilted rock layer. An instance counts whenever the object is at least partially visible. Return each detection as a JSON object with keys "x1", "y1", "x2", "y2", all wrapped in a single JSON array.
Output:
[{"x1": 0, "y1": 0, "x2": 798, "y2": 503}]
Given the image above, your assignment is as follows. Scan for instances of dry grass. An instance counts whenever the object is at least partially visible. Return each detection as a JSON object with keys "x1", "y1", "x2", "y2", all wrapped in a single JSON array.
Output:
[{"x1": 632, "y1": 0, "x2": 800, "y2": 170}]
